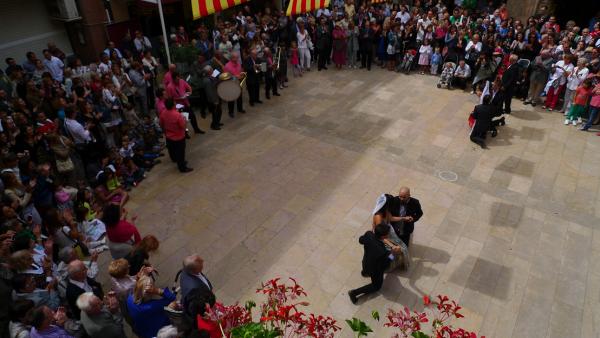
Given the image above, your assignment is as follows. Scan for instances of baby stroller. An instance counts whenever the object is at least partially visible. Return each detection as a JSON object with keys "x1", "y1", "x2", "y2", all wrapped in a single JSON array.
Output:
[
  {"x1": 437, "y1": 62, "x2": 456, "y2": 89},
  {"x1": 398, "y1": 49, "x2": 417, "y2": 74}
]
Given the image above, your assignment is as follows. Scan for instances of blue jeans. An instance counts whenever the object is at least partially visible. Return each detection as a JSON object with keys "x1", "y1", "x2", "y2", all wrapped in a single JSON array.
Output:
[{"x1": 583, "y1": 106, "x2": 599, "y2": 130}]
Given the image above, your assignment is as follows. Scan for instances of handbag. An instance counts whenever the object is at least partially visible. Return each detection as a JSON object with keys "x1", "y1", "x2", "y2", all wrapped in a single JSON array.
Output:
[
  {"x1": 56, "y1": 157, "x2": 74, "y2": 173},
  {"x1": 307, "y1": 37, "x2": 314, "y2": 51}
]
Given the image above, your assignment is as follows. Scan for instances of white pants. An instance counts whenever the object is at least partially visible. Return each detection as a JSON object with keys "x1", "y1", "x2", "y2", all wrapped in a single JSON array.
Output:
[{"x1": 298, "y1": 47, "x2": 311, "y2": 70}]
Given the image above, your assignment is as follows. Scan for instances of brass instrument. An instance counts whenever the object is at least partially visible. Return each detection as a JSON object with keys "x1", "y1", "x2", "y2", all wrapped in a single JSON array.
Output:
[
  {"x1": 274, "y1": 47, "x2": 281, "y2": 71},
  {"x1": 239, "y1": 72, "x2": 247, "y2": 87}
]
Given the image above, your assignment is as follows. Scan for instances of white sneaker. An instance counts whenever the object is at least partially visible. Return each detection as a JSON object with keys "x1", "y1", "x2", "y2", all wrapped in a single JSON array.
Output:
[
  {"x1": 563, "y1": 111, "x2": 568, "y2": 116},
  {"x1": 572, "y1": 120, "x2": 578, "y2": 126},
  {"x1": 578, "y1": 117, "x2": 582, "y2": 123},
  {"x1": 564, "y1": 119, "x2": 570, "y2": 125}
]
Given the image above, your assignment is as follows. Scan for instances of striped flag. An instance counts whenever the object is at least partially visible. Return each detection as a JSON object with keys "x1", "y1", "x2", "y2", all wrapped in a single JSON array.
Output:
[
  {"x1": 191, "y1": 0, "x2": 249, "y2": 19},
  {"x1": 286, "y1": 0, "x2": 330, "y2": 16}
]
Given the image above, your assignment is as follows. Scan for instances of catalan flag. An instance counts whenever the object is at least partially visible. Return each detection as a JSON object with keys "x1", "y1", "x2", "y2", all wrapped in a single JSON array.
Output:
[
  {"x1": 191, "y1": 0, "x2": 249, "y2": 19},
  {"x1": 286, "y1": 0, "x2": 330, "y2": 16}
]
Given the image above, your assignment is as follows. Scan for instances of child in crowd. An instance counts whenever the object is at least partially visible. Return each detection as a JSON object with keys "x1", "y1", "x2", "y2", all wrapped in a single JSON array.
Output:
[
  {"x1": 290, "y1": 41, "x2": 301, "y2": 77},
  {"x1": 116, "y1": 156, "x2": 145, "y2": 189},
  {"x1": 430, "y1": 47, "x2": 442, "y2": 75},
  {"x1": 418, "y1": 39, "x2": 433, "y2": 75},
  {"x1": 565, "y1": 79, "x2": 592, "y2": 126},
  {"x1": 119, "y1": 135, "x2": 135, "y2": 159}
]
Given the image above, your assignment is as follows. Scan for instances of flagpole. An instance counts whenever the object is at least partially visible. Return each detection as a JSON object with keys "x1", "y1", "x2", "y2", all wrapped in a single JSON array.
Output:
[{"x1": 157, "y1": 0, "x2": 172, "y2": 65}]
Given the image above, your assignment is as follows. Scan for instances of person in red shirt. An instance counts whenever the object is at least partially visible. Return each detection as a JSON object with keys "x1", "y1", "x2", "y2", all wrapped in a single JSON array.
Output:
[
  {"x1": 159, "y1": 98, "x2": 193, "y2": 173},
  {"x1": 223, "y1": 51, "x2": 246, "y2": 118},
  {"x1": 102, "y1": 204, "x2": 142, "y2": 246},
  {"x1": 166, "y1": 71, "x2": 204, "y2": 134}
]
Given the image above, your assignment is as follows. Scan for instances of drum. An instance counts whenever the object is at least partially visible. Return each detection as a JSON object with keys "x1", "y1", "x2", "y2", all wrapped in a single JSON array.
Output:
[{"x1": 217, "y1": 77, "x2": 241, "y2": 102}]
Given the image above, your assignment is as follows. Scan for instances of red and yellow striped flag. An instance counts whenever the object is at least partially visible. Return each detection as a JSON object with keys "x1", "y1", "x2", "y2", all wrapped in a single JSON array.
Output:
[
  {"x1": 286, "y1": 0, "x2": 330, "y2": 16},
  {"x1": 191, "y1": 0, "x2": 249, "y2": 19}
]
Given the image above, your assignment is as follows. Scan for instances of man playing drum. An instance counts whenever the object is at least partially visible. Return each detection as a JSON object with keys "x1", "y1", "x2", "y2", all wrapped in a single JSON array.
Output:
[{"x1": 223, "y1": 52, "x2": 246, "y2": 118}]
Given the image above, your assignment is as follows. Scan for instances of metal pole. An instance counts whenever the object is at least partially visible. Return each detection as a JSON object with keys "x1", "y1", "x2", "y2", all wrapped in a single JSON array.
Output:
[{"x1": 157, "y1": 0, "x2": 171, "y2": 65}]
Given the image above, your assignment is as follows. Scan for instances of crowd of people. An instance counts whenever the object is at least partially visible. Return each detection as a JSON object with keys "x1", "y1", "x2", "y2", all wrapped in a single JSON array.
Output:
[{"x1": 0, "y1": 0, "x2": 600, "y2": 337}]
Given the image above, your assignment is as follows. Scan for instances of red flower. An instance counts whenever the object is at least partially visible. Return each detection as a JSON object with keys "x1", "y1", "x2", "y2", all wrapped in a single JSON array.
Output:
[{"x1": 423, "y1": 295, "x2": 431, "y2": 306}]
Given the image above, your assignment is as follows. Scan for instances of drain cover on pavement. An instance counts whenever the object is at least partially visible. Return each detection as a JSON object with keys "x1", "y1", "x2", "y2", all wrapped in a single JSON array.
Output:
[{"x1": 436, "y1": 170, "x2": 458, "y2": 182}]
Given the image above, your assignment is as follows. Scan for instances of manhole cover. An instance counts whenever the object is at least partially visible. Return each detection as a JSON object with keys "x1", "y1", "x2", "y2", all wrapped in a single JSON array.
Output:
[{"x1": 436, "y1": 170, "x2": 458, "y2": 182}]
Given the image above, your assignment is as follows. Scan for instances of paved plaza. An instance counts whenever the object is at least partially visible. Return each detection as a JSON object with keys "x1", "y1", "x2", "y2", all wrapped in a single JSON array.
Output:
[{"x1": 100, "y1": 68, "x2": 600, "y2": 337}]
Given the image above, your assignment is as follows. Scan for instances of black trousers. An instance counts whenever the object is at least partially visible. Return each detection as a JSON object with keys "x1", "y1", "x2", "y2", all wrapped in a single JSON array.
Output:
[
  {"x1": 351, "y1": 270, "x2": 384, "y2": 298},
  {"x1": 227, "y1": 94, "x2": 243, "y2": 116},
  {"x1": 166, "y1": 138, "x2": 187, "y2": 171},
  {"x1": 359, "y1": 49, "x2": 372, "y2": 69},
  {"x1": 247, "y1": 82, "x2": 260, "y2": 104},
  {"x1": 503, "y1": 90, "x2": 514, "y2": 114},
  {"x1": 208, "y1": 102, "x2": 222, "y2": 129},
  {"x1": 399, "y1": 233, "x2": 411, "y2": 247},
  {"x1": 186, "y1": 106, "x2": 202, "y2": 133},
  {"x1": 470, "y1": 134, "x2": 486, "y2": 148},
  {"x1": 318, "y1": 49, "x2": 328, "y2": 70},
  {"x1": 265, "y1": 75, "x2": 278, "y2": 98},
  {"x1": 452, "y1": 77, "x2": 468, "y2": 89}
]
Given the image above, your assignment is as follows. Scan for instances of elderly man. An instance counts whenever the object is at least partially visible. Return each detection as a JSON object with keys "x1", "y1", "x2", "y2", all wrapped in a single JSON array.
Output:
[
  {"x1": 243, "y1": 49, "x2": 263, "y2": 106},
  {"x1": 180, "y1": 254, "x2": 212, "y2": 301},
  {"x1": 77, "y1": 292, "x2": 124, "y2": 338},
  {"x1": 65, "y1": 260, "x2": 104, "y2": 319},
  {"x1": 501, "y1": 54, "x2": 520, "y2": 114},
  {"x1": 453, "y1": 59, "x2": 471, "y2": 89},
  {"x1": 389, "y1": 187, "x2": 423, "y2": 247},
  {"x1": 199, "y1": 65, "x2": 223, "y2": 130},
  {"x1": 223, "y1": 51, "x2": 246, "y2": 117}
]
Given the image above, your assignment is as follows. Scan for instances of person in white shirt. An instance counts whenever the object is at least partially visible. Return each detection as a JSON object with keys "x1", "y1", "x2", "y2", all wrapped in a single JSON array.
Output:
[
  {"x1": 395, "y1": 6, "x2": 411, "y2": 24},
  {"x1": 134, "y1": 30, "x2": 152, "y2": 53},
  {"x1": 561, "y1": 58, "x2": 589, "y2": 113},
  {"x1": 42, "y1": 49, "x2": 64, "y2": 82},
  {"x1": 296, "y1": 18, "x2": 312, "y2": 71},
  {"x1": 98, "y1": 53, "x2": 112, "y2": 74},
  {"x1": 453, "y1": 59, "x2": 471, "y2": 89},
  {"x1": 64, "y1": 107, "x2": 92, "y2": 144},
  {"x1": 543, "y1": 54, "x2": 575, "y2": 110},
  {"x1": 465, "y1": 34, "x2": 483, "y2": 61},
  {"x1": 104, "y1": 41, "x2": 123, "y2": 59}
]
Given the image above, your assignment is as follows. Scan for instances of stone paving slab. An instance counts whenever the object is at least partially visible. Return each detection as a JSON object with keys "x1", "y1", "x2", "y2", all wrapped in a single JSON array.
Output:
[{"x1": 97, "y1": 67, "x2": 600, "y2": 337}]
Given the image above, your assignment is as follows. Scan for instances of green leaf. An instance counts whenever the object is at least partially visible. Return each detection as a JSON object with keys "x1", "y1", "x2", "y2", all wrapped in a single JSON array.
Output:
[
  {"x1": 345, "y1": 318, "x2": 372, "y2": 336},
  {"x1": 230, "y1": 322, "x2": 281, "y2": 338},
  {"x1": 371, "y1": 310, "x2": 380, "y2": 321},
  {"x1": 411, "y1": 331, "x2": 430, "y2": 338},
  {"x1": 244, "y1": 300, "x2": 256, "y2": 312}
]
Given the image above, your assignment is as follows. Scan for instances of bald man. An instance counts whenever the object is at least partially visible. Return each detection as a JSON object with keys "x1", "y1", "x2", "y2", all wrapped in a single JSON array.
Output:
[
  {"x1": 389, "y1": 187, "x2": 423, "y2": 247},
  {"x1": 501, "y1": 54, "x2": 520, "y2": 114},
  {"x1": 66, "y1": 260, "x2": 104, "y2": 319},
  {"x1": 179, "y1": 255, "x2": 212, "y2": 301}
]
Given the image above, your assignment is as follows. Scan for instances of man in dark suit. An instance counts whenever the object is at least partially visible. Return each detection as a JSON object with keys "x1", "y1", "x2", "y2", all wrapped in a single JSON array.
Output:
[
  {"x1": 348, "y1": 223, "x2": 391, "y2": 304},
  {"x1": 180, "y1": 254, "x2": 212, "y2": 301},
  {"x1": 501, "y1": 54, "x2": 520, "y2": 114},
  {"x1": 358, "y1": 21, "x2": 374, "y2": 70},
  {"x1": 243, "y1": 49, "x2": 262, "y2": 106},
  {"x1": 469, "y1": 95, "x2": 499, "y2": 148},
  {"x1": 65, "y1": 260, "x2": 104, "y2": 319},
  {"x1": 389, "y1": 187, "x2": 423, "y2": 247}
]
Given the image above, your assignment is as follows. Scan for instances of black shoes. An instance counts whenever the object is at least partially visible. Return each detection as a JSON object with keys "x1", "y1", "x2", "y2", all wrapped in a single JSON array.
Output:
[
  {"x1": 210, "y1": 126, "x2": 221, "y2": 130},
  {"x1": 180, "y1": 167, "x2": 193, "y2": 173},
  {"x1": 273, "y1": 93, "x2": 281, "y2": 96},
  {"x1": 348, "y1": 291, "x2": 358, "y2": 305}
]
